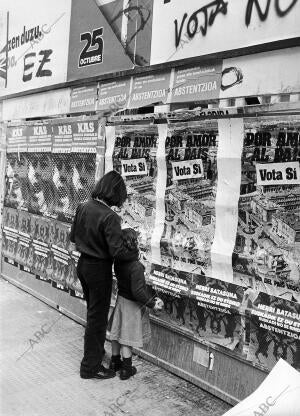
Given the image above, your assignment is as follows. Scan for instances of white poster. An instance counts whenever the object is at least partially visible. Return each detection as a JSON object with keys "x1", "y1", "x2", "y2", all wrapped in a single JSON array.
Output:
[
  {"x1": 0, "y1": 0, "x2": 71, "y2": 97},
  {"x1": 2, "y1": 88, "x2": 71, "y2": 120},
  {"x1": 220, "y1": 47, "x2": 300, "y2": 99},
  {"x1": 222, "y1": 359, "x2": 300, "y2": 416},
  {"x1": 150, "y1": 0, "x2": 300, "y2": 65}
]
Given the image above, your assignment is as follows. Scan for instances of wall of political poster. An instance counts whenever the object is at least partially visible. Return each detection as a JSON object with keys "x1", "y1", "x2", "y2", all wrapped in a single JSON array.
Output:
[
  {"x1": 106, "y1": 116, "x2": 300, "y2": 372},
  {"x1": 2, "y1": 113, "x2": 300, "y2": 373},
  {"x1": 2, "y1": 116, "x2": 103, "y2": 298}
]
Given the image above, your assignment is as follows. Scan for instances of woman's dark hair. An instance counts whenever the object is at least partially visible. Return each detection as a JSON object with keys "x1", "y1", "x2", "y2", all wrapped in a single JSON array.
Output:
[
  {"x1": 91, "y1": 170, "x2": 127, "y2": 208},
  {"x1": 122, "y1": 228, "x2": 138, "y2": 251}
]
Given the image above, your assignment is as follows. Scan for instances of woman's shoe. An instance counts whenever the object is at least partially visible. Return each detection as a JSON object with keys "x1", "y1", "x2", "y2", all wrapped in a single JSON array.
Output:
[{"x1": 81, "y1": 365, "x2": 116, "y2": 379}]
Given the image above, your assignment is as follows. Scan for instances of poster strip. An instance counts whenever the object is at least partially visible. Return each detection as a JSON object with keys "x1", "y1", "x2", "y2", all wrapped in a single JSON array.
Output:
[{"x1": 211, "y1": 119, "x2": 244, "y2": 283}]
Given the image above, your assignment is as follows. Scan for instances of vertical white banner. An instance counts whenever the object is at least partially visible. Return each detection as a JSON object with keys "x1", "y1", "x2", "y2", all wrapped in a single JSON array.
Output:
[
  {"x1": 95, "y1": 119, "x2": 106, "y2": 182},
  {"x1": 104, "y1": 125, "x2": 116, "y2": 173},
  {"x1": 211, "y1": 118, "x2": 244, "y2": 282},
  {"x1": 151, "y1": 123, "x2": 167, "y2": 265},
  {"x1": 0, "y1": 121, "x2": 6, "y2": 265}
]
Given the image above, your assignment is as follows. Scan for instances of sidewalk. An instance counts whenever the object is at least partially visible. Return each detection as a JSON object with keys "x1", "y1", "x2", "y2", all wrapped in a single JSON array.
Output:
[{"x1": 0, "y1": 278, "x2": 231, "y2": 416}]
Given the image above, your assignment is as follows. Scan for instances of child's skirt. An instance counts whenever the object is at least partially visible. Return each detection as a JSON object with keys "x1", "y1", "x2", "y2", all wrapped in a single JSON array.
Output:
[{"x1": 108, "y1": 296, "x2": 151, "y2": 348}]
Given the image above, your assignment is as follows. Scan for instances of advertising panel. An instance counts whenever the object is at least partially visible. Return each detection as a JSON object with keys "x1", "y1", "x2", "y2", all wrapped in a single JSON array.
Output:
[
  {"x1": 98, "y1": 0, "x2": 153, "y2": 67},
  {"x1": 0, "y1": 0, "x2": 71, "y2": 97},
  {"x1": 150, "y1": 0, "x2": 300, "y2": 65},
  {"x1": 67, "y1": 0, "x2": 133, "y2": 82}
]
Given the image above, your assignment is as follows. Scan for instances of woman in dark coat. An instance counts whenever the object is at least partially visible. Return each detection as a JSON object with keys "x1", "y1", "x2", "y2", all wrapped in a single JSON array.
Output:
[{"x1": 70, "y1": 170, "x2": 135, "y2": 379}]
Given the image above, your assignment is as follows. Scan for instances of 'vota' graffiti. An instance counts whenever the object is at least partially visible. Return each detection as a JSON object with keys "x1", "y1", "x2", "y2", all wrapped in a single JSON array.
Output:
[
  {"x1": 174, "y1": 0, "x2": 298, "y2": 49},
  {"x1": 174, "y1": 0, "x2": 228, "y2": 48},
  {"x1": 245, "y1": 0, "x2": 298, "y2": 27}
]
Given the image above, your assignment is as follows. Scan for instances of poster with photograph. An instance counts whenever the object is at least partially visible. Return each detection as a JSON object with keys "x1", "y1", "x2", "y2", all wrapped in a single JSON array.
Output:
[
  {"x1": 4, "y1": 152, "x2": 30, "y2": 211},
  {"x1": 67, "y1": 250, "x2": 83, "y2": 296},
  {"x1": 27, "y1": 152, "x2": 55, "y2": 217},
  {"x1": 107, "y1": 124, "x2": 159, "y2": 272},
  {"x1": 51, "y1": 220, "x2": 72, "y2": 252},
  {"x1": 149, "y1": 263, "x2": 244, "y2": 350},
  {"x1": 51, "y1": 118, "x2": 98, "y2": 222},
  {"x1": 232, "y1": 117, "x2": 300, "y2": 303},
  {"x1": 247, "y1": 292, "x2": 300, "y2": 371},
  {"x1": 158, "y1": 120, "x2": 218, "y2": 277},
  {"x1": 2, "y1": 207, "x2": 19, "y2": 264},
  {"x1": 15, "y1": 211, "x2": 32, "y2": 270},
  {"x1": 50, "y1": 246, "x2": 71, "y2": 290}
]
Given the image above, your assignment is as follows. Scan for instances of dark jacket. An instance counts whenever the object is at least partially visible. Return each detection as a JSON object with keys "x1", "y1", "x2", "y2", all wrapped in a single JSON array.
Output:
[
  {"x1": 70, "y1": 199, "x2": 136, "y2": 262},
  {"x1": 114, "y1": 254, "x2": 155, "y2": 308}
]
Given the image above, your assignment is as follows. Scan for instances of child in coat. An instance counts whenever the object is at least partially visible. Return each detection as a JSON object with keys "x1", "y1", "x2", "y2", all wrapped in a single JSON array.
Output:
[{"x1": 108, "y1": 228, "x2": 163, "y2": 380}]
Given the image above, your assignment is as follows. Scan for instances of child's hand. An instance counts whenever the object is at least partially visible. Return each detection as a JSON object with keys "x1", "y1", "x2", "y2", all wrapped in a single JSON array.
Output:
[{"x1": 153, "y1": 297, "x2": 164, "y2": 312}]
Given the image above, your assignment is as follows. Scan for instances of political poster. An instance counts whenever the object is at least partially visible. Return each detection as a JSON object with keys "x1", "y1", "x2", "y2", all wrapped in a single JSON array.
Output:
[
  {"x1": 169, "y1": 64, "x2": 222, "y2": 104},
  {"x1": 2, "y1": 206, "x2": 19, "y2": 264},
  {"x1": 0, "y1": 0, "x2": 71, "y2": 97},
  {"x1": 129, "y1": 71, "x2": 171, "y2": 108},
  {"x1": 97, "y1": 78, "x2": 131, "y2": 112},
  {"x1": 67, "y1": 0, "x2": 133, "y2": 82},
  {"x1": 70, "y1": 85, "x2": 97, "y2": 113},
  {"x1": 106, "y1": 123, "x2": 159, "y2": 272},
  {"x1": 232, "y1": 117, "x2": 300, "y2": 303},
  {"x1": 15, "y1": 210, "x2": 33, "y2": 270},
  {"x1": 149, "y1": 263, "x2": 244, "y2": 350},
  {"x1": 247, "y1": 293, "x2": 300, "y2": 371},
  {"x1": 150, "y1": 0, "x2": 300, "y2": 65},
  {"x1": 4, "y1": 151, "x2": 30, "y2": 211},
  {"x1": 157, "y1": 120, "x2": 218, "y2": 277},
  {"x1": 2, "y1": 117, "x2": 102, "y2": 294},
  {"x1": 67, "y1": 250, "x2": 83, "y2": 297}
]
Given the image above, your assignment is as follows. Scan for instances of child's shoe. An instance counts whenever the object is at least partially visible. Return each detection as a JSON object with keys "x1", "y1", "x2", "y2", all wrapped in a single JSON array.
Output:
[
  {"x1": 120, "y1": 357, "x2": 137, "y2": 380},
  {"x1": 109, "y1": 354, "x2": 122, "y2": 372}
]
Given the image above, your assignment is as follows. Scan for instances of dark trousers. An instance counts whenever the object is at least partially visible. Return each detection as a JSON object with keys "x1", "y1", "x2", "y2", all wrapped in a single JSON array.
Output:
[{"x1": 77, "y1": 255, "x2": 113, "y2": 377}]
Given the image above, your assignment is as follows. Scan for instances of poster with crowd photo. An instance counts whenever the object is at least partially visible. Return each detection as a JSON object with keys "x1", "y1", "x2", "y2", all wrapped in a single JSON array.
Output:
[
  {"x1": 247, "y1": 292, "x2": 300, "y2": 371},
  {"x1": 67, "y1": 250, "x2": 84, "y2": 298},
  {"x1": 149, "y1": 263, "x2": 244, "y2": 350},
  {"x1": 232, "y1": 117, "x2": 300, "y2": 304},
  {"x1": 4, "y1": 150, "x2": 30, "y2": 211},
  {"x1": 52, "y1": 118, "x2": 98, "y2": 222},
  {"x1": 15, "y1": 211, "x2": 33, "y2": 271},
  {"x1": 107, "y1": 124, "x2": 159, "y2": 273},
  {"x1": 2, "y1": 206, "x2": 19, "y2": 264},
  {"x1": 158, "y1": 120, "x2": 218, "y2": 277},
  {"x1": 26, "y1": 123, "x2": 54, "y2": 217}
]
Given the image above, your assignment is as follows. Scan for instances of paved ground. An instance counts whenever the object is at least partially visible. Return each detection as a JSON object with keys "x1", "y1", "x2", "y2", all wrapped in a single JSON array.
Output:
[{"x1": 0, "y1": 278, "x2": 231, "y2": 416}]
